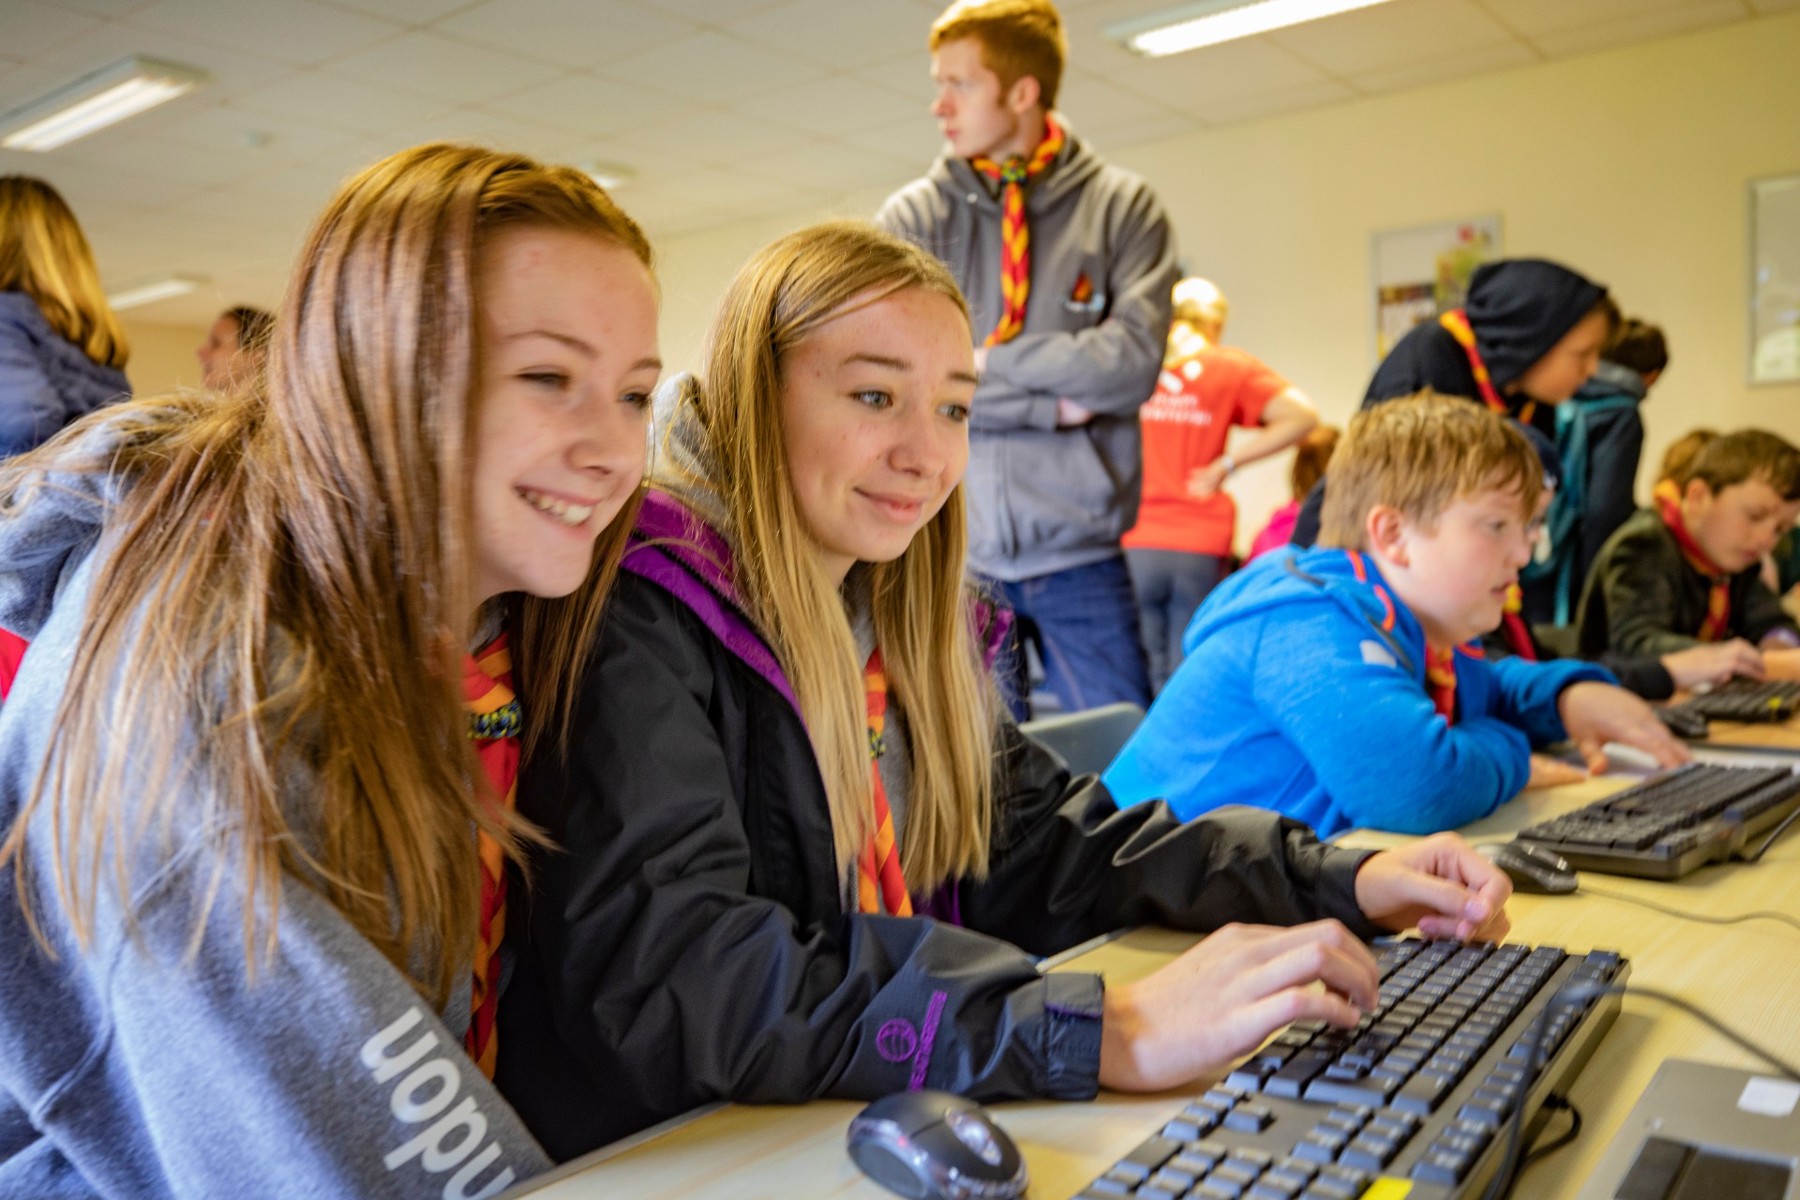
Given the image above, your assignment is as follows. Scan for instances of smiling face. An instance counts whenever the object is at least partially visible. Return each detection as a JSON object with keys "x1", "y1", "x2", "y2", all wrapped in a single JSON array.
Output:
[
  {"x1": 1378, "y1": 483, "x2": 1538, "y2": 647},
  {"x1": 778, "y1": 286, "x2": 976, "y2": 584},
  {"x1": 469, "y1": 225, "x2": 659, "y2": 607},
  {"x1": 1684, "y1": 476, "x2": 1793, "y2": 574},
  {"x1": 929, "y1": 37, "x2": 1033, "y2": 162},
  {"x1": 1513, "y1": 307, "x2": 1612, "y2": 404}
]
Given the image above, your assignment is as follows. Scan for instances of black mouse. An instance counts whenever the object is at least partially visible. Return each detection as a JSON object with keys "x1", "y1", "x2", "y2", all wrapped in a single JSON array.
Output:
[
  {"x1": 847, "y1": 1089, "x2": 1027, "y2": 1200},
  {"x1": 1478, "y1": 840, "x2": 1579, "y2": 895}
]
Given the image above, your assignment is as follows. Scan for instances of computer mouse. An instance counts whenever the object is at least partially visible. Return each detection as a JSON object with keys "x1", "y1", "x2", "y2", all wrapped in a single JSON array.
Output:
[
  {"x1": 1478, "y1": 840, "x2": 1579, "y2": 895},
  {"x1": 846, "y1": 1089, "x2": 1028, "y2": 1200}
]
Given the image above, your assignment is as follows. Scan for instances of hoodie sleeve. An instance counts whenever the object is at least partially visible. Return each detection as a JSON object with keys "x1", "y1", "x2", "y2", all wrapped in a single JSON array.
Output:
[
  {"x1": 1482, "y1": 655, "x2": 1615, "y2": 746},
  {"x1": 979, "y1": 180, "x2": 1178, "y2": 417},
  {"x1": 1250, "y1": 603, "x2": 1531, "y2": 835},
  {"x1": 1592, "y1": 525, "x2": 1708, "y2": 657},
  {"x1": 57, "y1": 835, "x2": 551, "y2": 1200}
]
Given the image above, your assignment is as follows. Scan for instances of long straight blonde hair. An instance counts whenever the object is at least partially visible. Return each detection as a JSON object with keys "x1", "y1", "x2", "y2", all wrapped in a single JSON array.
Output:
[
  {"x1": 684, "y1": 220, "x2": 996, "y2": 892},
  {"x1": 1, "y1": 144, "x2": 651, "y2": 1006},
  {"x1": 0, "y1": 175, "x2": 129, "y2": 369}
]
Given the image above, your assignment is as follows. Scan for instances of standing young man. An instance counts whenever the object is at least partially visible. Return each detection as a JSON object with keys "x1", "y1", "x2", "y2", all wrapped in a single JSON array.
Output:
[{"x1": 877, "y1": 0, "x2": 1179, "y2": 718}]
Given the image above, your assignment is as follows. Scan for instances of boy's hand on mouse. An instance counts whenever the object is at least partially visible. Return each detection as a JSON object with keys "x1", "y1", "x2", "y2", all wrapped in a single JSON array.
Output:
[
  {"x1": 1097, "y1": 920, "x2": 1378, "y2": 1092},
  {"x1": 1524, "y1": 753, "x2": 1586, "y2": 790},
  {"x1": 1353, "y1": 832, "x2": 1512, "y2": 943},
  {"x1": 1557, "y1": 681, "x2": 1690, "y2": 774},
  {"x1": 1663, "y1": 640, "x2": 1763, "y2": 690}
]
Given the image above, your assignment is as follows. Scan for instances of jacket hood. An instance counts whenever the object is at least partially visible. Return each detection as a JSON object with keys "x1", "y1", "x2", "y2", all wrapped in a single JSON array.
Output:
[
  {"x1": 650, "y1": 372, "x2": 733, "y2": 539},
  {"x1": 0, "y1": 412, "x2": 128, "y2": 640},
  {"x1": 1186, "y1": 547, "x2": 1427, "y2": 673},
  {"x1": 923, "y1": 118, "x2": 1105, "y2": 214},
  {"x1": 1463, "y1": 259, "x2": 1608, "y2": 387},
  {"x1": 1574, "y1": 359, "x2": 1647, "y2": 403}
]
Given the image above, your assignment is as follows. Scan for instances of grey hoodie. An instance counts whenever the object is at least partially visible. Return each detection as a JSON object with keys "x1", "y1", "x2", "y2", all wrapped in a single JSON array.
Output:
[
  {"x1": 877, "y1": 126, "x2": 1178, "y2": 581},
  {"x1": 0, "y1": 417, "x2": 550, "y2": 1198}
]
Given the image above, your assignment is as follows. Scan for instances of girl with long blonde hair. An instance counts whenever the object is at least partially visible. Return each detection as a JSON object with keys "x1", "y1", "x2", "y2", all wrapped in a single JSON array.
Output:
[
  {"x1": 496, "y1": 220, "x2": 1515, "y2": 1161},
  {"x1": 0, "y1": 175, "x2": 130, "y2": 457},
  {"x1": 0, "y1": 143, "x2": 658, "y2": 1197}
]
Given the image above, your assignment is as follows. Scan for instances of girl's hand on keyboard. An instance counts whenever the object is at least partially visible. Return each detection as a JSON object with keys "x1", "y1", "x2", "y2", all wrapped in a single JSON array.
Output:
[
  {"x1": 1353, "y1": 832, "x2": 1512, "y2": 943},
  {"x1": 1524, "y1": 753, "x2": 1586, "y2": 790},
  {"x1": 1097, "y1": 920, "x2": 1378, "y2": 1092}
]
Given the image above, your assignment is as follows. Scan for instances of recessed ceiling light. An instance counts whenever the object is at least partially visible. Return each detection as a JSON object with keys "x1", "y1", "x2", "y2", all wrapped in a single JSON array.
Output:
[
  {"x1": 107, "y1": 274, "x2": 210, "y2": 311},
  {"x1": 1107, "y1": 0, "x2": 1398, "y2": 58},
  {"x1": 581, "y1": 161, "x2": 636, "y2": 190},
  {"x1": 0, "y1": 55, "x2": 209, "y2": 152}
]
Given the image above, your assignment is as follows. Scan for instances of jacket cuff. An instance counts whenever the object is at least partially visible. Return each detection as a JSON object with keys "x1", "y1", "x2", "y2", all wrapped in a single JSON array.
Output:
[{"x1": 1039, "y1": 972, "x2": 1104, "y2": 1100}]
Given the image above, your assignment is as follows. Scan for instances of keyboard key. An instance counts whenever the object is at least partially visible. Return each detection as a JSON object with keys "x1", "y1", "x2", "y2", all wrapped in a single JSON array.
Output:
[
  {"x1": 1222, "y1": 1103, "x2": 1273, "y2": 1133},
  {"x1": 1116, "y1": 1137, "x2": 1181, "y2": 1177}
]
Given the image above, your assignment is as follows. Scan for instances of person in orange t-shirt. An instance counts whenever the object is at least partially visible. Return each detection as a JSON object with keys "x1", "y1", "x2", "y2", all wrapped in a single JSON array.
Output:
[{"x1": 1123, "y1": 277, "x2": 1318, "y2": 689}]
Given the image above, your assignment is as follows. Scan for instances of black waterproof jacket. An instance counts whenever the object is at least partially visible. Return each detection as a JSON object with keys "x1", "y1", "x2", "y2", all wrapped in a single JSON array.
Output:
[{"x1": 495, "y1": 500, "x2": 1381, "y2": 1162}]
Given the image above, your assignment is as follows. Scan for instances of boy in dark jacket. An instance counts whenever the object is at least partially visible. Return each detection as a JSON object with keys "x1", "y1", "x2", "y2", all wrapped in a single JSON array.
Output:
[
  {"x1": 1578, "y1": 429, "x2": 1800, "y2": 676},
  {"x1": 1106, "y1": 395, "x2": 1685, "y2": 839},
  {"x1": 1292, "y1": 259, "x2": 1616, "y2": 547}
]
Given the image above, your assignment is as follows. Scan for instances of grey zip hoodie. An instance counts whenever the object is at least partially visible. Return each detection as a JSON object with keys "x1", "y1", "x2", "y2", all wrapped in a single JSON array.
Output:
[
  {"x1": 0, "y1": 415, "x2": 550, "y2": 1199},
  {"x1": 877, "y1": 124, "x2": 1178, "y2": 581}
]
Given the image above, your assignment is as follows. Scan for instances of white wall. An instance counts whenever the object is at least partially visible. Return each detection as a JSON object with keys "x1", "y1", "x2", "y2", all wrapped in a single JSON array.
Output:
[
  {"x1": 119, "y1": 317, "x2": 210, "y2": 400},
  {"x1": 650, "y1": 11, "x2": 1800, "y2": 553}
]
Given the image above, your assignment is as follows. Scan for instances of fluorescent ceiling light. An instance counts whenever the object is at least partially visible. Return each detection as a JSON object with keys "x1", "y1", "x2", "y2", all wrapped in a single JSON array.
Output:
[
  {"x1": 107, "y1": 274, "x2": 209, "y2": 311},
  {"x1": 1108, "y1": 0, "x2": 1397, "y2": 57},
  {"x1": 1, "y1": 56, "x2": 209, "y2": 151}
]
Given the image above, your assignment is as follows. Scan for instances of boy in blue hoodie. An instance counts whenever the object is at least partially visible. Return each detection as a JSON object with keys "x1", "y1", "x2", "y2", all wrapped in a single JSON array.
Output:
[{"x1": 1105, "y1": 394, "x2": 1687, "y2": 838}]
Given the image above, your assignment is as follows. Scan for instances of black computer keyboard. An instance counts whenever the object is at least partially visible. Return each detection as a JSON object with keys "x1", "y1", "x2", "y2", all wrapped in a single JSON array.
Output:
[
  {"x1": 1072, "y1": 938, "x2": 1625, "y2": 1200},
  {"x1": 1515, "y1": 762, "x2": 1800, "y2": 880},
  {"x1": 1667, "y1": 678, "x2": 1800, "y2": 723}
]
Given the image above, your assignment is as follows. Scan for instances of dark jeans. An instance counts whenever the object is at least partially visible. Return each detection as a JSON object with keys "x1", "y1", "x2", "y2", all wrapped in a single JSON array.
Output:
[
  {"x1": 1124, "y1": 548, "x2": 1228, "y2": 693},
  {"x1": 980, "y1": 555, "x2": 1152, "y2": 721}
]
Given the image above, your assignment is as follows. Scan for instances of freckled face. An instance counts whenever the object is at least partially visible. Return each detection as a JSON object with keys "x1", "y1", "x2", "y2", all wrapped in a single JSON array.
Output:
[
  {"x1": 469, "y1": 227, "x2": 659, "y2": 605},
  {"x1": 779, "y1": 287, "x2": 977, "y2": 582}
]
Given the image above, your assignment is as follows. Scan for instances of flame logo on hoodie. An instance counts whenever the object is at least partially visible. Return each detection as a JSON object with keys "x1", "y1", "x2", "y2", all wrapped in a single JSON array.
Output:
[{"x1": 1064, "y1": 270, "x2": 1103, "y2": 314}]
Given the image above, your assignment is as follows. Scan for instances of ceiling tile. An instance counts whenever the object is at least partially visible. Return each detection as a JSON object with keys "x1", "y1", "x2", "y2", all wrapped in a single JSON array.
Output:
[
  {"x1": 602, "y1": 30, "x2": 826, "y2": 106},
  {"x1": 120, "y1": 0, "x2": 407, "y2": 68},
  {"x1": 737, "y1": 137, "x2": 918, "y2": 193},
  {"x1": 482, "y1": 71, "x2": 696, "y2": 137},
  {"x1": 3, "y1": 151, "x2": 205, "y2": 214},
  {"x1": 849, "y1": 115, "x2": 946, "y2": 170},
  {"x1": 323, "y1": 31, "x2": 565, "y2": 104},
  {"x1": 1474, "y1": 0, "x2": 1730, "y2": 39},
  {"x1": 624, "y1": 0, "x2": 788, "y2": 22},
  {"x1": 0, "y1": 3, "x2": 102, "y2": 58},
  {"x1": 230, "y1": 72, "x2": 456, "y2": 137},
  {"x1": 1268, "y1": 0, "x2": 1522, "y2": 77},
  {"x1": 721, "y1": 0, "x2": 936, "y2": 69},
  {"x1": 151, "y1": 99, "x2": 367, "y2": 164},
  {"x1": 1087, "y1": 110, "x2": 1205, "y2": 148},
  {"x1": 1526, "y1": 0, "x2": 1751, "y2": 57},
  {"x1": 0, "y1": 63, "x2": 68, "y2": 114},
  {"x1": 1749, "y1": 0, "x2": 1800, "y2": 11},
  {"x1": 853, "y1": 50, "x2": 933, "y2": 105},
  {"x1": 368, "y1": 106, "x2": 574, "y2": 162},
  {"x1": 48, "y1": 128, "x2": 277, "y2": 190},
  {"x1": 1198, "y1": 78, "x2": 1362, "y2": 126},
  {"x1": 607, "y1": 105, "x2": 816, "y2": 167},
  {"x1": 732, "y1": 74, "x2": 924, "y2": 138},
  {"x1": 1349, "y1": 39, "x2": 1538, "y2": 94},
  {"x1": 314, "y1": 0, "x2": 478, "y2": 23},
  {"x1": 1057, "y1": 68, "x2": 1185, "y2": 133},
  {"x1": 23, "y1": 21, "x2": 302, "y2": 104},
  {"x1": 1098, "y1": 37, "x2": 1337, "y2": 112},
  {"x1": 41, "y1": 0, "x2": 160, "y2": 16},
  {"x1": 434, "y1": 0, "x2": 698, "y2": 70}
]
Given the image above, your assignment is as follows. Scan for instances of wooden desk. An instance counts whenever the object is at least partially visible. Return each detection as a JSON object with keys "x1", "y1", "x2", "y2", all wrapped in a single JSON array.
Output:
[
  {"x1": 1701, "y1": 714, "x2": 1800, "y2": 753},
  {"x1": 507, "y1": 775, "x2": 1800, "y2": 1200}
]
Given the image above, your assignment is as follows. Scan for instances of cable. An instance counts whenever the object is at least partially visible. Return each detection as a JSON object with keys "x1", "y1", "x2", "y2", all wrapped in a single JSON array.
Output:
[
  {"x1": 1746, "y1": 801, "x2": 1800, "y2": 862},
  {"x1": 1518, "y1": 1095, "x2": 1581, "y2": 1168},
  {"x1": 1480, "y1": 980, "x2": 1800, "y2": 1200},
  {"x1": 1576, "y1": 882, "x2": 1800, "y2": 935}
]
